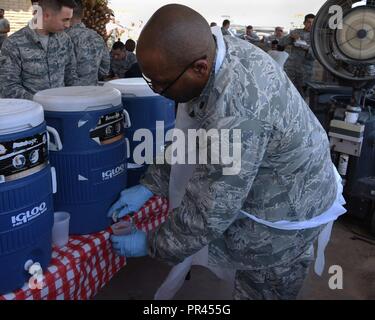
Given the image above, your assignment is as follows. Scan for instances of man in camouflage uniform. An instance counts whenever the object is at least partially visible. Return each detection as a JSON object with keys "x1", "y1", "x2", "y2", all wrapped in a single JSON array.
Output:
[
  {"x1": 109, "y1": 5, "x2": 338, "y2": 300},
  {"x1": 241, "y1": 26, "x2": 260, "y2": 45},
  {"x1": 279, "y1": 14, "x2": 316, "y2": 98},
  {"x1": 108, "y1": 40, "x2": 137, "y2": 79},
  {"x1": 263, "y1": 26, "x2": 284, "y2": 51},
  {"x1": 66, "y1": 0, "x2": 110, "y2": 85},
  {"x1": 0, "y1": 8, "x2": 10, "y2": 50},
  {"x1": 221, "y1": 19, "x2": 232, "y2": 36},
  {"x1": 0, "y1": 0, "x2": 78, "y2": 100}
]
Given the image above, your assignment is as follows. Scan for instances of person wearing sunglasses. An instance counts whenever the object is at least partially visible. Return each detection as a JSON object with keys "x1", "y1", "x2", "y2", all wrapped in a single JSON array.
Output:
[{"x1": 108, "y1": 4, "x2": 343, "y2": 300}]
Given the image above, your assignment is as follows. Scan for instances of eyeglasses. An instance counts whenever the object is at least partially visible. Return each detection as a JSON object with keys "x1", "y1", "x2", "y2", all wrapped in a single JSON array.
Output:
[{"x1": 142, "y1": 55, "x2": 207, "y2": 96}]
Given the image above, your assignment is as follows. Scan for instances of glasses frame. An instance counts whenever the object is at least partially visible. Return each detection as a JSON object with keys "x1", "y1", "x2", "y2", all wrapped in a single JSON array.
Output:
[{"x1": 142, "y1": 55, "x2": 207, "y2": 96}]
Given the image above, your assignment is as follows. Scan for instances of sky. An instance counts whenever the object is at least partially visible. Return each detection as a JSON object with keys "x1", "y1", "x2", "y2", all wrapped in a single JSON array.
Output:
[{"x1": 109, "y1": 0, "x2": 328, "y2": 30}]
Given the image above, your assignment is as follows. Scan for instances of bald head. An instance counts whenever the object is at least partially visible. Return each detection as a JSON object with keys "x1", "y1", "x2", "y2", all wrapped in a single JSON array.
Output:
[
  {"x1": 138, "y1": 4, "x2": 214, "y2": 69},
  {"x1": 137, "y1": 4, "x2": 217, "y2": 102}
]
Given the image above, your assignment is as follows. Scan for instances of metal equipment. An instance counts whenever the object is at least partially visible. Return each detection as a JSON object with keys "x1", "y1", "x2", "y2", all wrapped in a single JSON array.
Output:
[{"x1": 311, "y1": 0, "x2": 375, "y2": 233}]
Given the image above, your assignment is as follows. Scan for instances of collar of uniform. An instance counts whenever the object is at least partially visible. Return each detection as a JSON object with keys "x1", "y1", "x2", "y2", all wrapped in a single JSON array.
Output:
[
  {"x1": 25, "y1": 24, "x2": 41, "y2": 44},
  {"x1": 186, "y1": 45, "x2": 218, "y2": 119},
  {"x1": 26, "y1": 24, "x2": 55, "y2": 45}
]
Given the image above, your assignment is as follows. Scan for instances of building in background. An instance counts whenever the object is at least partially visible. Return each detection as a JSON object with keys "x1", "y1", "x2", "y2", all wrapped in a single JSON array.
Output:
[{"x1": 0, "y1": 0, "x2": 32, "y2": 35}]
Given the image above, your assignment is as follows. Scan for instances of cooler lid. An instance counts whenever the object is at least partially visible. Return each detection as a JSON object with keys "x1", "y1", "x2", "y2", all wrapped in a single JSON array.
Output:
[
  {"x1": 33, "y1": 86, "x2": 122, "y2": 112},
  {"x1": 0, "y1": 99, "x2": 44, "y2": 135},
  {"x1": 104, "y1": 78, "x2": 159, "y2": 97}
]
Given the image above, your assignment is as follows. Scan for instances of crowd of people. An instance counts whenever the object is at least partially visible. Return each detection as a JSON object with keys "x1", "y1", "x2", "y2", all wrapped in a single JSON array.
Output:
[
  {"x1": 0, "y1": 0, "x2": 140, "y2": 100},
  {"x1": 214, "y1": 15, "x2": 316, "y2": 98},
  {"x1": 0, "y1": 0, "x2": 317, "y2": 100}
]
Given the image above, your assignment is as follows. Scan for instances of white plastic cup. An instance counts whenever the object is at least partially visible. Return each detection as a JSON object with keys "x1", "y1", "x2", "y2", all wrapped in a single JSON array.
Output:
[
  {"x1": 345, "y1": 112, "x2": 359, "y2": 124},
  {"x1": 111, "y1": 220, "x2": 133, "y2": 236},
  {"x1": 52, "y1": 212, "x2": 70, "y2": 247}
]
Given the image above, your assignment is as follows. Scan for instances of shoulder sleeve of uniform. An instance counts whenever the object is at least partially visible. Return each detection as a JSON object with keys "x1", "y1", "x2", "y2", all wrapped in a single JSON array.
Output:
[
  {"x1": 60, "y1": 31, "x2": 70, "y2": 41},
  {"x1": 140, "y1": 162, "x2": 171, "y2": 198},
  {"x1": 0, "y1": 39, "x2": 33, "y2": 100},
  {"x1": 129, "y1": 53, "x2": 137, "y2": 65},
  {"x1": 61, "y1": 31, "x2": 78, "y2": 47},
  {"x1": 63, "y1": 35, "x2": 79, "y2": 86},
  {"x1": 279, "y1": 34, "x2": 292, "y2": 46},
  {"x1": 98, "y1": 39, "x2": 111, "y2": 78}
]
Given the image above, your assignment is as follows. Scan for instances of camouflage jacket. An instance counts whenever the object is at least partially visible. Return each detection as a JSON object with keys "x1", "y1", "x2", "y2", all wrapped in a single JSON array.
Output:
[
  {"x1": 264, "y1": 34, "x2": 284, "y2": 50},
  {"x1": 221, "y1": 27, "x2": 232, "y2": 36},
  {"x1": 66, "y1": 23, "x2": 110, "y2": 85},
  {"x1": 279, "y1": 28, "x2": 315, "y2": 65},
  {"x1": 0, "y1": 18, "x2": 10, "y2": 42},
  {"x1": 109, "y1": 51, "x2": 137, "y2": 78},
  {"x1": 141, "y1": 36, "x2": 337, "y2": 270},
  {"x1": 0, "y1": 25, "x2": 78, "y2": 100}
]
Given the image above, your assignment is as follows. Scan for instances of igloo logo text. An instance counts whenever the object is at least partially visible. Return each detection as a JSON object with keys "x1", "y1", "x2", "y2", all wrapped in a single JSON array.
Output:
[
  {"x1": 11, "y1": 202, "x2": 47, "y2": 227},
  {"x1": 102, "y1": 164, "x2": 126, "y2": 181}
]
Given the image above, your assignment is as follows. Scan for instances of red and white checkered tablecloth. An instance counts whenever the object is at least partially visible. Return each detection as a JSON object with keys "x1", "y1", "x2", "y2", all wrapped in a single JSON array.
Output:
[
  {"x1": 0, "y1": 196, "x2": 169, "y2": 300},
  {"x1": 120, "y1": 196, "x2": 170, "y2": 233}
]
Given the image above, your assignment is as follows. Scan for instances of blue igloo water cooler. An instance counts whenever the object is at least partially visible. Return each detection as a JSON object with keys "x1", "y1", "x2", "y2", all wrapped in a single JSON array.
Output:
[
  {"x1": 0, "y1": 99, "x2": 54, "y2": 294},
  {"x1": 104, "y1": 78, "x2": 175, "y2": 187},
  {"x1": 34, "y1": 87, "x2": 129, "y2": 235}
]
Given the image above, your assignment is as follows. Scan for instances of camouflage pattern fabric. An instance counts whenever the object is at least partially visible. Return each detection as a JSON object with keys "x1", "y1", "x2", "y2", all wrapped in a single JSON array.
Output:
[
  {"x1": 0, "y1": 18, "x2": 10, "y2": 49},
  {"x1": 233, "y1": 244, "x2": 315, "y2": 300},
  {"x1": 241, "y1": 32, "x2": 261, "y2": 45},
  {"x1": 141, "y1": 36, "x2": 337, "y2": 299},
  {"x1": 109, "y1": 51, "x2": 137, "y2": 78},
  {"x1": 221, "y1": 27, "x2": 232, "y2": 36},
  {"x1": 279, "y1": 29, "x2": 315, "y2": 97},
  {"x1": 0, "y1": 25, "x2": 78, "y2": 100},
  {"x1": 263, "y1": 34, "x2": 283, "y2": 51},
  {"x1": 66, "y1": 22, "x2": 110, "y2": 85}
]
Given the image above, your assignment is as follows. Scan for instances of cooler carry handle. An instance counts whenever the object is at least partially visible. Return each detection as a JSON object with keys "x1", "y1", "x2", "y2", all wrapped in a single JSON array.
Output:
[
  {"x1": 122, "y1": 93, "x2": 137, "y2": 98},
  {"x1": 46, "y1": 126, "x2": 63, "y2": 151},
  {"x1": 123, "y1": 110, "x2": 132, "y2": 129}
]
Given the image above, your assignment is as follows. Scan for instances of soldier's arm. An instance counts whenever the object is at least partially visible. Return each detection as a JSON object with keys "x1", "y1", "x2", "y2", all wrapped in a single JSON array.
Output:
[
  {"x1": 98, "y1": 42, "x2": 111, "y2": 78},
  {"x1": 278, "y1": 33, "x2": 294, "y2": 47},
  {"x1": 140, "y1": 162, "x2": 171, "y2": 198},
  {"x1": 147, "y1": 116, "x2": 272, "y2": 264},
  {"x1": 108, "y1": 59, "x2": 117, "y2": 78},
  {"x1": 130, "y1": 53, "x2": 137, "y2": 66},
  {"x1": 0, "y1": 40, "x2": 34, "y2": 100},
  {"x1": 305, "y1": 47, "x2": 315, "y2": 61},
  {"x1": 5, "y1": 20, "x2": 10, "y2": 33},
  {"x1": 0, "y1": 19, "x2": 10, "y2": 33},
  {"x1": 64, "y1": 37, "x2": 79, "y2": 86},
  {"x1": 252, "y1": 33, "x2": 260, "y2": 41}
]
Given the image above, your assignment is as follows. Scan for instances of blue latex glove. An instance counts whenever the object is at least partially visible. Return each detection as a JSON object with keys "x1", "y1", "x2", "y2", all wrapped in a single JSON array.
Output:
[
  {"x1": 111, "y1": 230, "x2": 148, "y2": 257},
  {"x1": 107, "y1": 185, "x2": 153, "y2": 221}
]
